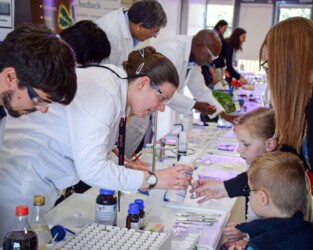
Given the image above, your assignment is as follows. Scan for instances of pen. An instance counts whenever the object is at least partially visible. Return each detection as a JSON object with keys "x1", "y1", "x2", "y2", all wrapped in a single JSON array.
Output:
[
  {"x1": 132, "y1": 152, "x2": 141, "y2": 161},
  {"x1": 184, "y1": 171, "x2": 193, "y2": 176}
]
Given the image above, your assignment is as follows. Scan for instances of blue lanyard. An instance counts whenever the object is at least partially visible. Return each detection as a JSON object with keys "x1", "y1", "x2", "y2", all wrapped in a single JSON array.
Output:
[{"x1": 302, "y1": 137, "x2": 312, "y2": 170}]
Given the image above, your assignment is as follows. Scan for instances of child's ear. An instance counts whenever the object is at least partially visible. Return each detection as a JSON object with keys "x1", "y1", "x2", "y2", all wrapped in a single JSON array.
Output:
[
  {"x1": 265, "y1": 138, "x2": 277, "y2": 152},
  {"x1": 258, "y1": 190, "x2": 269, "y2": 206}
]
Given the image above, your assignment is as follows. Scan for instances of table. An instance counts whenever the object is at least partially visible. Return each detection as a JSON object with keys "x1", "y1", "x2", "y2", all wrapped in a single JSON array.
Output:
[{"x1": 45, "y1": 124, "x2": 247, "y2": 249}]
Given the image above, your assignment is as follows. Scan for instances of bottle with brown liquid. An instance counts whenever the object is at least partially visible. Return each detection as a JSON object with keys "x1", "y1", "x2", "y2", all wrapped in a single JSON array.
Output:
[
  {"x1": 126, "y1": 203, "x2": 140, "y2": 229},
  {"x1": 134, "y1": 199, "x2": 145, "y2": 230},
  {"x1": 95, "y1": 189, "x2": 117, "y2": 226},
  {"x1": 3, "y1": 205, "x2": 38, "y2": 250}
]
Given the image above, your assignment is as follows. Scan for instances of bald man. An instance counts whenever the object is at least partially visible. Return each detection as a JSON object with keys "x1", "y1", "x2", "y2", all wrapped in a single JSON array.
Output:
[{"x1": 152, "y1": 29, "x2": 223, "y2": 116}]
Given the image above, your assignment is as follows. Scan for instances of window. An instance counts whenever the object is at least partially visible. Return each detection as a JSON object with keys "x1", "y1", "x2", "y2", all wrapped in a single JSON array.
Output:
[
  {"x1": 205, "y1": 4, "x2": 234, "y2": 37},
  {"x1": 274, "y1": 2, "x2": 312, "y2": 24}
]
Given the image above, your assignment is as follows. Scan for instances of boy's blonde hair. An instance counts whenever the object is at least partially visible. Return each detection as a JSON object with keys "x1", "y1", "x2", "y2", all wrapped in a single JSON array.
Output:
[
  {"x1": 237, "y1": 107, "x2": 276, "y2": 140},
  {"x1": 248, "y1": 151, "x2": 307, "y2": 216}
]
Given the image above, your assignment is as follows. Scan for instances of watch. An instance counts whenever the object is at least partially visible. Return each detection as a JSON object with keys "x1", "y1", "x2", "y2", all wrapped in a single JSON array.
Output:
[{"x1": 146, "y1": 171, "x2": 158, "y2": 189}]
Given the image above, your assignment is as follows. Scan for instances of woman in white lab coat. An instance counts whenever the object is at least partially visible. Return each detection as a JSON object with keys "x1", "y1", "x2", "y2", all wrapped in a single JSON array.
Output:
[{"x1": 0, "y1": 46, "x2": 192, "y2": 240}]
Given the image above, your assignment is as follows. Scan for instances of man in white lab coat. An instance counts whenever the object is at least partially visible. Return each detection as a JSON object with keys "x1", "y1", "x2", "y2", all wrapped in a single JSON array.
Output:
[
  {"x1": 96, "y1": 0, "x2": 167, "y2": 66},
  {"x1": 0, "y1": 24, "x2": 77, "y2": 148},
  {"x1": 153, "y1": 29, "x2": 225, "y2": 117}
]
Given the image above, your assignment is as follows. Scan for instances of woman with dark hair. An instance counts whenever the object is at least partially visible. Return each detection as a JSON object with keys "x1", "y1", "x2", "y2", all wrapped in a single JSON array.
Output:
[
  {"x1": 213, "y1": 19, "x2": 228, "y2": 81},
  {"x1": 224, "y1": 28, "x2": 247, "y2": 84}
]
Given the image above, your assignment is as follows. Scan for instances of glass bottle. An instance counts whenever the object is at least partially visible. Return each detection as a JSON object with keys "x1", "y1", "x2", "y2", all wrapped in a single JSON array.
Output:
[
  {"x1": 95, "y1": 189, "x2": 117, "y2": 226},
  {"x1": 126, "y1": 203, "x2": 140, "y2": 229},
  {"x1": 134, "y1": 199, "x2": 145, "y2": 230},
  {"x1": 3, "y1": 205, "x2": 38, "y2": 250},
  {"x1": 31, "y1": 195, "x2": 52, "y2": 250}
]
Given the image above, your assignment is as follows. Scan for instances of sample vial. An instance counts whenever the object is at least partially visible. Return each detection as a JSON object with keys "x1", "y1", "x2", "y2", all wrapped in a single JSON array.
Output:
[
  {"x1": 134, "y1": 199, "x2": 145, "y2": 229},
  {"x1": 95, "y1": 189, "x2": 117, "y2": 226},
  {"x1": 190, "y1": 181, "x2": 199, "y2": 199},
  {"x1": 177, "y1": 130, "x2": 188, "y2": 161},
  {"x1": 126, "y1": 203, "x2": 140, "y2": 230}
]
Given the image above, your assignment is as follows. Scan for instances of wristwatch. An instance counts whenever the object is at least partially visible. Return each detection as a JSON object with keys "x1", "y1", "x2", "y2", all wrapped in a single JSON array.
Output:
[{"x1": 146, "y1": 171, "x2": 158, "y2": 189}]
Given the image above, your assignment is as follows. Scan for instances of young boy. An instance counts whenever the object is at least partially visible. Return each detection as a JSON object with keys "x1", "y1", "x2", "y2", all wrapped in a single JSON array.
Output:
[{"x1": 230, "y1": 151, "x2": 313, "y2": 250}]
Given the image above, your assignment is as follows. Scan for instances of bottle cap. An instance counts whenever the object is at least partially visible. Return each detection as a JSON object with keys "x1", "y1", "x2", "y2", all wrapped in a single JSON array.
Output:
[
  {"x1": 128, "y1": 203, "x2": 139, "y2": 215},
  {"x1": 134, "y1": 199, "x2": 144, "y2": 210},
  {"x1": 99, "y1": 189, "x2": 115, "y2": 195},
  {"x1": 33, "y1": 195, "x2": 45, "y2": 206},
  {"x1": 16, "y1": 205, "x2": 28, "y2": 216},
  {"x1": 50, "y1": 225, "x2": 66, "y2": 242}
]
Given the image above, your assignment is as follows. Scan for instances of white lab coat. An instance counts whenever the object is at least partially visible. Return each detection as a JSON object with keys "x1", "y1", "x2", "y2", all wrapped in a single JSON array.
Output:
[
  {"x1": 96, "y1": 8, "x2": 147, "y2": 159},
  {"x1": 0, "y1": 66, "x2": 144, "y2": 241},
  {"x1": 96, "y1": 7, "x2": 134, "y2": 66},
  {"x1": 0, "y1": 117, "x2": 5, "y2": 147},
  {"x1": 153, "y1": 35, "x2": 224, "y2": 116}
]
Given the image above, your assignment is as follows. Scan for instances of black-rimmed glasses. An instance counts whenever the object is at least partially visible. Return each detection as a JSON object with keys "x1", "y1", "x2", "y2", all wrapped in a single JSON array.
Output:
[
  {"x1": 26, "y1": 85, "x2": 53, "y2": 108},
  {"x1": 261, "y1": 60, "x2": 268, "y2": 74},
  {"x1": 207, "y1": 47, "x2": 219, "y2": 61},
  {"x1": 150, "y1": 81, "x2": 169, "y2": 105},
  {"x1": 242, "y1": 185, "x2": 258, "y2": 193},
  {"x1": 195, "y1": 36, "x2": 219, "y2": 61},
  {"x1": 151, "y1": 30, "x2": 159, "y2": 38}
]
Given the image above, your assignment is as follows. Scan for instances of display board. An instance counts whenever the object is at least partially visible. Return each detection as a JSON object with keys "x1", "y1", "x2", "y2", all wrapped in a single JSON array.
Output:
[
  {"x1": 0, "y1": 0, "x2": 14, "y2": 40},
  {"x1": 75, "y1": 0, "x2": 121, "y2": 22}
]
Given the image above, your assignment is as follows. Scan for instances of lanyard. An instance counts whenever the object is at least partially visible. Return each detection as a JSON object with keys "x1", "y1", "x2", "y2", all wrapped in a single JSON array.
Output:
[
  {"x1": 118, "y1": 117, "x2": 126, "y2": 165},
  {"x1": 117, "y1": 117, "x2": 126, "y2": 211}
]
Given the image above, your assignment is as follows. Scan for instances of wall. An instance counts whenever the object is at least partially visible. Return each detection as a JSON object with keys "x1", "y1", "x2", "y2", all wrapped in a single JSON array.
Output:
[{"x1": 237, "y1": 3, "x2": 273, "y2": 60}]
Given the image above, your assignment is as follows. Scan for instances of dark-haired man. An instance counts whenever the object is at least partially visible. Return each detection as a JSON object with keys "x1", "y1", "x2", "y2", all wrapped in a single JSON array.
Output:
[
  {"x1": 0, "y1": 23, "x2": 77, "y2": 147},
  {"x1": 96, "y1": 0, "x2": 167, "y2": 66}
]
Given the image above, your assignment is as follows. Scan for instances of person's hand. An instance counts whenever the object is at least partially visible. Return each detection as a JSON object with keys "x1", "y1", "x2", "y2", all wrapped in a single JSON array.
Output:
[
  {"x1": 125, "y1": 155, "x2": 147, "y2": 168},
  {"x1": 194, "y1": 102, "x2": 217, "y2": 115},
  {"x1": 223, "y1": 222, "x2": 247, "y2": 243},
  {"x1": 155, "y1": 164, "x2": 193, "y2": 190},
  {"x1": 239, "y1": 76, "x2": 247, "y2": 85},
  {"x1": 228, "y1": 240, "x2": 248, "y2": 250},
  {"x1": 189, "y1": 178, "x2": 228, "y2": 203},
  {"x1": 219, "y1": 112, "x2": 241, "y2": 125}
]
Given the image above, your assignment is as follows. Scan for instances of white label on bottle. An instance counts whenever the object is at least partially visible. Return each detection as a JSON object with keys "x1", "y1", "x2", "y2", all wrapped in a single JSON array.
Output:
[
  {"x1": 95, "y1": 204, "x2": 117, "y2": 225},
  {"x1": 140, "y1": 217, "x2": 145, "y2": 229},
  {"x1": 233, "y1": 89, "x2": 238, "y2": 100},
  {"x1": 130, "y1": 222, "x2": 140, "y2": 229},
  {"x1": 234, "y1": 100, "x2": 241, "y2": 112}
]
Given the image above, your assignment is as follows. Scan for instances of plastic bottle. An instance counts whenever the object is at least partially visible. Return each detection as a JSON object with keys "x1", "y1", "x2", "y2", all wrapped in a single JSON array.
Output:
[
  {"x1": 126, "y1": 203, "x2": 140, "y2": 229},
  {"x1": 3, "y1": 205, "x2": 38, "y2": 250},
  {"x1": 95, "y1": 189, "x2": 117, "y2": 226},
  {"x1": 134, "y1": 199, "x2": 145, "y2": 230},
  {"x1": 31, "y1": 195, "x2": 52, "y2": 250}
]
